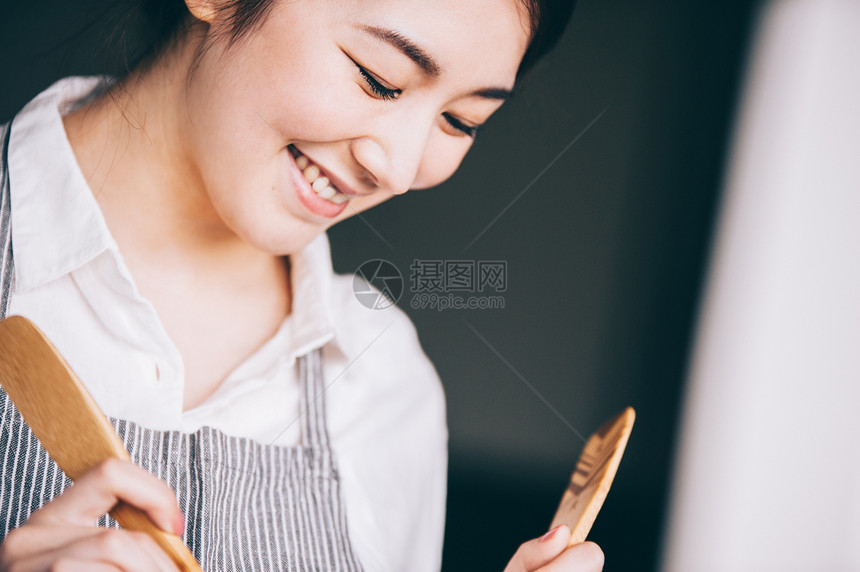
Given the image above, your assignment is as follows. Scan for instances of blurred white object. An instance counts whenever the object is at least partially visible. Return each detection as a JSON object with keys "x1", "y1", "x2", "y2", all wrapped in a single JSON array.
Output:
[{"x1": 661, "y1": 0, "x2": 860, "y2": 570}]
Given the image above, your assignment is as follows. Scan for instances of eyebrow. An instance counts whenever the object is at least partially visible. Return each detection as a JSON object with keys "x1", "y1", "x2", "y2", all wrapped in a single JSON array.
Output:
[
  {"x1": 470, "y1": 87, "x2": 514, "y2": 101},
  {"x1": 360, "y1": 25, "x2": 441, "y2": 77}
]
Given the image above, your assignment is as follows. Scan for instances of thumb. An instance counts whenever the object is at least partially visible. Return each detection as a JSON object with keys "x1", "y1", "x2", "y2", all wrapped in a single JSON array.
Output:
[{"x1": 504, "y1": 524, "x2": 571, "y2": 572}]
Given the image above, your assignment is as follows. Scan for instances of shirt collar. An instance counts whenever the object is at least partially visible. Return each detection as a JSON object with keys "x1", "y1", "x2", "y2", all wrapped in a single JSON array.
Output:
[
  {"x1": 9, "y1": 76, "x2": 116, "y2": 291},
  {"x1": 288, "y1": 231, "x2": 347, "y2": 357}
]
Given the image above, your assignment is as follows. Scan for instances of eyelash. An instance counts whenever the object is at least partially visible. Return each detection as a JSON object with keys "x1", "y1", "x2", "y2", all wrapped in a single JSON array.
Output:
[
  {"x1": 443, "y1": 113, "x2": 479, "y2": 138},
  {"x1": 353, "y1": 61, "x2": 480, "y2": 139},
  {"x1": 355, "y1": 63, "x2": 400, "y2": 101}
]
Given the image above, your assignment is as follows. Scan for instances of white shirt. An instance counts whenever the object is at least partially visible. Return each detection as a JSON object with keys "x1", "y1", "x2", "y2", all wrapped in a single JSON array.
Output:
[{"x1": 5, "y1": 76, "x2": 447, "y2": 572}]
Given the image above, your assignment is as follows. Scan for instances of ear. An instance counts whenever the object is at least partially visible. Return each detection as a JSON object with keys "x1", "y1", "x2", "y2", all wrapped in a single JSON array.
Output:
[{"x1": 184, "y1": 0, "x2": 218, "y2": 23}]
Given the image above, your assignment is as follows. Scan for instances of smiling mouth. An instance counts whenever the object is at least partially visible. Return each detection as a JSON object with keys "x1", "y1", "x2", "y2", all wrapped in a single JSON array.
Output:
[{"x1": 288, "y1": 145, "x2": 349, "y2": 205}]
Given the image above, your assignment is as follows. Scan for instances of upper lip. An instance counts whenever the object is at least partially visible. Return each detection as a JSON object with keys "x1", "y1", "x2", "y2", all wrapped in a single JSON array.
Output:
[{"x1": 291, "y1": 145, "x2": 368, "y2": 198}]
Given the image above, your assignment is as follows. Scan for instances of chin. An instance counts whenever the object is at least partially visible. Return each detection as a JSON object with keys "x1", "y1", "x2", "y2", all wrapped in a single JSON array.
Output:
[{"x1": 241, "y1": 219, "x2": 327, "y2": 258}]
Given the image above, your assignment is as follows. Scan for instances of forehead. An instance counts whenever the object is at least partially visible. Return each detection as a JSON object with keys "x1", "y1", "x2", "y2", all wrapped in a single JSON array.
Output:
[{"x1": 338, "y1": 0, "x2": 531, "y2": 87}]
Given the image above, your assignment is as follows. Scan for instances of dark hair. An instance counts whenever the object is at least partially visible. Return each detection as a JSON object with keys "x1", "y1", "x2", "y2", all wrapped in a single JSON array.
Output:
[
  {"x1": 113, "y1": 0, "x2": 575, "y2": 82},
  {"x1": 517, "y1": 0, "x2": 577, "y2": 78}
]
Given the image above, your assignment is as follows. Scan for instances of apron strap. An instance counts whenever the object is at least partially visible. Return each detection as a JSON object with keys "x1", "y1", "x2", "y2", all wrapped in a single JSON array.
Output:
[
  {"x1": 299, "y1": 348, "x2": 332, "y2": 450},
  {"x1": 0, "y1": 121, "x2": 13, "y2": 321}
]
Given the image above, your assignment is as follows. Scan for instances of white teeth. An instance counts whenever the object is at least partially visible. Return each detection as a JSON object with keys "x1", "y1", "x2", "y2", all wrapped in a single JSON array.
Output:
[
  {"x1": 293, "y1": 149, "x2": 349, "y2": 205},
  {"x1": 303, "y1": 165, "x2": 320, "y2": 182},
  {"x1": 316, "y1": 185, "x2": 337, "y2": 200},
  {"x1": 312, "y1": 176, "x2": 329, "y2": 191}
]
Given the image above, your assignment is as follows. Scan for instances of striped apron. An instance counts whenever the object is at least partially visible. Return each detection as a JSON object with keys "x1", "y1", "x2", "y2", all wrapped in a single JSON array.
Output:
[{"x1": 0, "y1": 121, "x2": 364, "y2": 571}]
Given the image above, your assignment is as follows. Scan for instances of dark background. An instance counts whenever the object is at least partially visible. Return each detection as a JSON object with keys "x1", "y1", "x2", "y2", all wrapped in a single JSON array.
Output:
[{"x1": 2, "y1": 1, "x2": 759, "y2": 570}]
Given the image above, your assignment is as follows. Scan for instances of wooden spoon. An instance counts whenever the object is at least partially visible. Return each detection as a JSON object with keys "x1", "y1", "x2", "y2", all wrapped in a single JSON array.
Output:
[
  {"x1": 550, "y1": 406, "x2": 635, "y2": 545},
  {"x1": 0, "y1": 315, "x2": 204, "y2": 571}
]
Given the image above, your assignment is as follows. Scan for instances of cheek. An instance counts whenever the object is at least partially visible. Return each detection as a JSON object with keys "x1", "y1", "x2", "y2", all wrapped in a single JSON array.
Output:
[
  {"x1": 251, "y1": 19, "x2": 366, "y2": 143},
  {"x1": 193, "y1": 24, "x2": 357, "y2": 147},
  {"x1": 412, "y1": 140, "x2": 471, "y2": 190},
  {"x1": 264, "y1": 59, "x2": 359, "y2": 141}
]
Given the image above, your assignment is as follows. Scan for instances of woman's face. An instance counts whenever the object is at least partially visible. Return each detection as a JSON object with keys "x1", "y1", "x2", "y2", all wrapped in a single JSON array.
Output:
[{"x1": 182, "y1": 0, "x2": 530, "y2": 254}]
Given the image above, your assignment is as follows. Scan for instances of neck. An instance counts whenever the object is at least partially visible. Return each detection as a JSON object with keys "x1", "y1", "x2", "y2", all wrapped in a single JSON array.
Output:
[{"x1": 63, "y1": 24, "x2": 268, "y2": 272}]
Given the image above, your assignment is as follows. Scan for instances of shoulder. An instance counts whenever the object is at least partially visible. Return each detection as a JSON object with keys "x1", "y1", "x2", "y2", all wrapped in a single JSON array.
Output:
[
  {"x1": 326, "y1": 269, "x2": 445, "y2": 419},
  {"x1": 328, "y1": 269, "x2": 421, "y2": 355},
  {"x1": 324, "y1": 270, "x2": 448, "y2": 571},
  {"x1": 322, "y1": 265, "x2": 447, "y2": 450}
]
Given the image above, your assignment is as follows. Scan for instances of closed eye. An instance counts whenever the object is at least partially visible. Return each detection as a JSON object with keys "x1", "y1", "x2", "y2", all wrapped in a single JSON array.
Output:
[
  {"x1": 351, "y1": 58, "x2": 401, "y2": 101},
  {"x1": 443, "y1": 113, "x2": 480, "y2": 138},
  {"x1": 345, "y1": 52, "x2": 479, "y2": 138}
]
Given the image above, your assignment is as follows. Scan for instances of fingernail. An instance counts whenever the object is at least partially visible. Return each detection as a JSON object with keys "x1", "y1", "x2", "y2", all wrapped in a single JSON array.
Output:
[
  {"x1": 540, "y1": 525, "x2": 562, "y2": 542},
  {"x1": 173, "y1": 511, "x2": 185, "y2": 536}
]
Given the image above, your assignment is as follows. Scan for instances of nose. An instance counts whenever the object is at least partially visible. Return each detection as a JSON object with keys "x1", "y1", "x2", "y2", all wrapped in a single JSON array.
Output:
[{"x1": 350, "y1": 113, "x2": 431, "y2": 196}]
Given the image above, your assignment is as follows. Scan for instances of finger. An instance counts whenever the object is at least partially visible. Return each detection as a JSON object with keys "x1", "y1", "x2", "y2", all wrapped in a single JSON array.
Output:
[
  {"x1": 28, "y1": 458, "x2": 183, "y2": 535},
  {"x1": 504, "y1": 525, "x2": 571, "y2": 572},
  {"x1": 14, "y1": 556, "x2": 123, "y2": 572},
  {"x1": 535, "y1": 541, "x2": 605, "y2": 572},
  {"x1": 0, "y1": 523, "x2": 97, "y2": 562},
  {"x1": 18, "y1": 528, "x2": 179, "y2": 572}
]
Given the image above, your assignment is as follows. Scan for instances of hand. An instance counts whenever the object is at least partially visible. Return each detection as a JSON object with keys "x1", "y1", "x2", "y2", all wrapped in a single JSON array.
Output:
[
  {"x1": 0, "y1": 458, "x2": 184, "y2": 571},
  {"x1": 504, "y1": 525, "x2": 604, "y2": 572}
]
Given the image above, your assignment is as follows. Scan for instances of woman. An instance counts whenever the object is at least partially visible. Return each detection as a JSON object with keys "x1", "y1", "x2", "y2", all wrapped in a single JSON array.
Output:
[{"x1": 0, "y1": 0, "x2": 604, "y2": 569}]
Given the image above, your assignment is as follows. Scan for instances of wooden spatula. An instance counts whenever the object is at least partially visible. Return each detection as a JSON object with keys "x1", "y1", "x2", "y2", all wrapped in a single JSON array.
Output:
[
  {"x1": 0, "y1": 315, "x2": 204, "y2": 572},
  {"x1": 549, "y1": 406, "x2": 635, "y2": 545}
]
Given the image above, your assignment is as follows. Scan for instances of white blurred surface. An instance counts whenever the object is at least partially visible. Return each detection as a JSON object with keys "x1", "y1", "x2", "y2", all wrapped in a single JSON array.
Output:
[{"x1": 662, "y1": 0, "x2": 860, "y2": 570}]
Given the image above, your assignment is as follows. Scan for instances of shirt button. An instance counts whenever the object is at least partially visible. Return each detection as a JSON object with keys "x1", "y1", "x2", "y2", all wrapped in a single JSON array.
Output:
[{"x1": 154, "y1": 364, "x2": 161, "y2": 381}]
